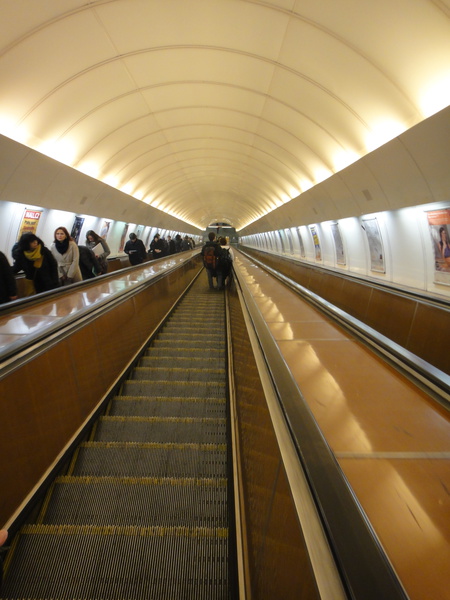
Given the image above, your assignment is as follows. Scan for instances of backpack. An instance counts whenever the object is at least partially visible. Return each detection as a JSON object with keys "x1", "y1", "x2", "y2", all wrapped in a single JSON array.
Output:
[
  {"x1": 203, "y1": 245, "x2": 217, "y2": 270},
  {"x1": 218, "y1": 247, "x2": 232, "y2": 274}
]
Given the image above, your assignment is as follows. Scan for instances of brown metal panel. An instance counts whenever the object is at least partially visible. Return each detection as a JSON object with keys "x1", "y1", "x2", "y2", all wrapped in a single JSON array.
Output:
[
  {"x1": 366, "y1": 288, "x2": 416, "y2": 347},
  {"x1": 407, "y1": 303, "x2": 450, "y2": 375}
]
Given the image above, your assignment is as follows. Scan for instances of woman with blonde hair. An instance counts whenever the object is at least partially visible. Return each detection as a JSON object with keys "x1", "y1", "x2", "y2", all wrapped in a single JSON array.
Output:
[{"x1": 51, "y1": 226, "x2": 82, "y2": 285}]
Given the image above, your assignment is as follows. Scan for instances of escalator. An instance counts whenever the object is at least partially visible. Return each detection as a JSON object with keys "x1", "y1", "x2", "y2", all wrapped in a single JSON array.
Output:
[{"x1": 2, "y1": 276, "x2": 237, "y2": 599}]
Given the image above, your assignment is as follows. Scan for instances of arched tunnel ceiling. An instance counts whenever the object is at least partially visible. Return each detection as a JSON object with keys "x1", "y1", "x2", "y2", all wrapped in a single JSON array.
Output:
[{"x1": 1, "y1": 0, "x2": 449, "y2": 231}]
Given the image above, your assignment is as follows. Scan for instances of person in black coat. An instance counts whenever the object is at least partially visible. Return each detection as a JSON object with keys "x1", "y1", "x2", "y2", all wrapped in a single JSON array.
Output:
[
  {"x1": 0, "y1": 252, "x2": 17, "y2": 304},
  {"x1": 149, "y1": 234, "x2": 166, "y2": 260},
  {"x1": 124, "y1": 233, "x2": 147, "y2": 265},
  {"x1": 78, "y1": 245, "x2": 101, "y2": 279},
  {"x1": 13, "y1": 232, "x2": 59, "y2": 295}
]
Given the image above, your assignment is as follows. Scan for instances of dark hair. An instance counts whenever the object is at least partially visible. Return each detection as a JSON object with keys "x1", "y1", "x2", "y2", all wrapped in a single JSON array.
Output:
[
  {"x1": 219, "y1": 237, "x2": 227, "y2": 246},
  {"x1": 208, "y1": 232, "x2": 216, "y2": 241},
  {"x1": 54, "y1": 226, "x2": 73, "y2": 242},
  {"x1": 86, "y1": 230, "x2": 101, "y2": 243},
  {"x1": 18, "y1": 232, "x2": 43, "y2": 251},
  {"x1": 129, "y1": 233, "x2": 137, "y2": 240}
]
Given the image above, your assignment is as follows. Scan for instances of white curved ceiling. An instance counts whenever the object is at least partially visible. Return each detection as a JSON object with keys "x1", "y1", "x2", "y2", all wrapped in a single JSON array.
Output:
[{"x1": 1, "y1": 0, "x2": 449, "y2": 231}]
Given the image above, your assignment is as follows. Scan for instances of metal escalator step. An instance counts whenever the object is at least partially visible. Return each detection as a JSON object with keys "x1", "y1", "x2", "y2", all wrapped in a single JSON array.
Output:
[
  {"x1": 40, "y1": 476, "x2": 228, "y2": 527},
  {"x1": 164, "y1": 321, "x2": 223, "y2": 330},
  {"x1": 146, "y1": 346, "x2": 225, "y2": 358},
  {"x1": 95, "y1": 416, "x2": 227, "y2": 444},
  {"x1": 139, "y1": 356, "x2": 224, "y2": 369},
  {"x1": 131, "y1": 366, "x2": 226, "y2": 382},
  {"x1": 3, "y1": 524, "x2": 229, "y2": 600},
  {"x1": 122, "y1": 379, "x2": 226, "y2": 398},
  {"x1": 71, "y1": 442, "x2": 227, "y2": 478},
  {"x1": 110, "y1": 396, "x2": 226, "y2": 418},
  {"x1": 156, "y1": 334, "x2": 224, "y2": 344}
]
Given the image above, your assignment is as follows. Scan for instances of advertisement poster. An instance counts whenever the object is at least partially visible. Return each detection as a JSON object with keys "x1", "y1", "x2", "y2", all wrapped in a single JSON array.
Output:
[
  {"x1": 297, "y1": 228, "x2": 305, "y2": 258},
  {"x1": 330, "y1": 222, "x2": 346, "y2": 265},
  {"x1": 17, "y1": 209, "x2": 42, "y2": 239},
  {"x1": 426, "y1": 208, "x2": 450, "y2": 285},
  {"x1": 309, "y1": 225, "x2": 322, "y2": 261},
  {"x1": 119, "y1": 224, "x2": 129, "y2": 253},
  {"x1": 71, "y1": 216, "x2": 84, "y2": 243},
  {"x1": 100, "y1": 221, "x2": 111, "y2": 239},
  {"x1": 362, "y1": 218, "x2": 385, "y2": 273}
]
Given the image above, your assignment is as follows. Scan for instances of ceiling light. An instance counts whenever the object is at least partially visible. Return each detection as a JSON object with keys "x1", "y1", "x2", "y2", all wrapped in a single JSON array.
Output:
[
  {"x1": 420, "y1": 73, "x2": 450, "y2": 118},
  {"x1": 365, "y1": 120, "x2": 406, "y2": 152}
]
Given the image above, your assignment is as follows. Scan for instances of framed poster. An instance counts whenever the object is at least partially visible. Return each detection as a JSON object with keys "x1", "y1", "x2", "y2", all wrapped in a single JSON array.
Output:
[
  {"x1": 100, "y1": 221, "x2": 111, "y2": 239},
  {"x1": 426, "y1": 208, "x2": 450, "y2": 285},
  {"x1": 362, "y1": 218, "x2": 385, "y2": 273},
  {"x1": 309, "y1": 225, "x2": 322, "y2": 261},
  {"x1": 119, "y1": 224, "x2": 129, "y2": 253},
  {"x1": 17, "y1": 209, "x2": 42, "y2": 239},
  {"x1": 330, "y1": 222, "x2": 346, "y2": 265},
  {"x1": 71, "y1": 216, "x2": 84, "y2": 243}
]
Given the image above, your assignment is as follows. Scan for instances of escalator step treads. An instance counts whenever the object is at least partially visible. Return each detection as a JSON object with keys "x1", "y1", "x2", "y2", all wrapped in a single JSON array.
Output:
[
  {"x1": 131, "y1": 367, "x2": 226, "y2": 382},
  {"x1": 139, "y1": 356, "x2": 225, "y2": 369},
  {"x1": 151, "y1": 339, "x2": 225, "y2": 350},
  {"x1": 40, "y1": 477, "x2": 228, "y2": 527},
  {"x1": 94, "y1": 416, "x2": 227, "y2": 444},
  {"x1": 122, "y1": 379, "x2": 226, "y2": 398},
  {"x1": 71, "y1": 442, "x2": 227, "y2": 478},
  {"x1": 146, "y1": 346, "x2": 225, "y2": 358},
  {"x1": 163, "y1": 322, "x2": 223, "y2": 330},
  {"x1": 110, "y1": 397, "x2": 226, "y2": 418},
  {"x1": 3, "y1": 525, "x2": 229, "y2": 600}
]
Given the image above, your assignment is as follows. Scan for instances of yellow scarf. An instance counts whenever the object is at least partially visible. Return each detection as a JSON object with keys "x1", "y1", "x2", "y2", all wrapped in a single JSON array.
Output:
[{"x1": 24, "y1": 245, "x2": 44, "y2": 268}]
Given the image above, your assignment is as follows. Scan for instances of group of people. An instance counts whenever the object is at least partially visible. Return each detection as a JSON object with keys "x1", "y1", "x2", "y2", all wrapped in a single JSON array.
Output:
[
  {"x1": 1, "y1": 227, "x2": 230, "y2": 305},
  {"x1": 0, "y1": 228, "x2": 110, "y2": 304},
  {"x1": 123, "y1": 232, "x2": 196, "y2": 265},
  {"x1": 201, "y1": 232, "x2": 234, "y2": 290}
]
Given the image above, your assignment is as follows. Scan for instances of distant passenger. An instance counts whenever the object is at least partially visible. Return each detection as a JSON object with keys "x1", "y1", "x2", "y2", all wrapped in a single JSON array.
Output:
[
  {"x1": 181, "y1": 235, "x2": 192, "y2": 251},
  {"x1": 149, "y1": 233, "x2": 165, "y2": 260},
  {"x1": 0, "y1": 251, "x2": 17, "y2": 304},
  {"x1": 13, "y1": 232, "x2": 59, "y2": 296},
  {"x1": 85, "y1": 230, "x2": 110, "y2": 274},
  {"x1": 216, "y1": 237, "x2": 234, "y2": 290},
  {"x1": 201, "y1": 232, "x2": 221, "y2": 290},
  {"x1": 78, "y1": 245, "x2": 101, "y2": 279},
  {"x1": 124, "y1": 233, "x2": 147, "y2": 265},
  {"x1": 51, "y1": 227, "x2": 82, "y2": 286},
  {"x1": 174, "y1": 234, "x2": 182, "y2": 253},
  {"x1": 167, "y1": 235, "x2": 176, "y2": 255}
]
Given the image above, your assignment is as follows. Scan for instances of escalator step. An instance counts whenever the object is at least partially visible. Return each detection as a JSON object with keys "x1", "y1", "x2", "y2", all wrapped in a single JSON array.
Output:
[
  {"x1": 3, "y1": 525, "x2": 229, "y2": 600},
  {"x1": 71, "y1": 442, "x2": 227, "y2": 478},
  {"x1": 40, "y1": 476, "x2": 228, "y2": 527},
  {"x1": 94, "y1": 416, "x2": 227, "y2": 444},
  {"x1": 131, "y1": 366, "x2": 226, "y2": 382},
  {"x1": 139, "y1": 356, "x2": 224, "y2": 369},
  {"x1": 109, "y1": 396, "x2": 226, "y2": 418},
  {"x1": 122, "y1": 379, "x2": 226, "y2": 398},
  {"x1": 145, "y1": 346, "x2": 225, "y2": 358}
]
